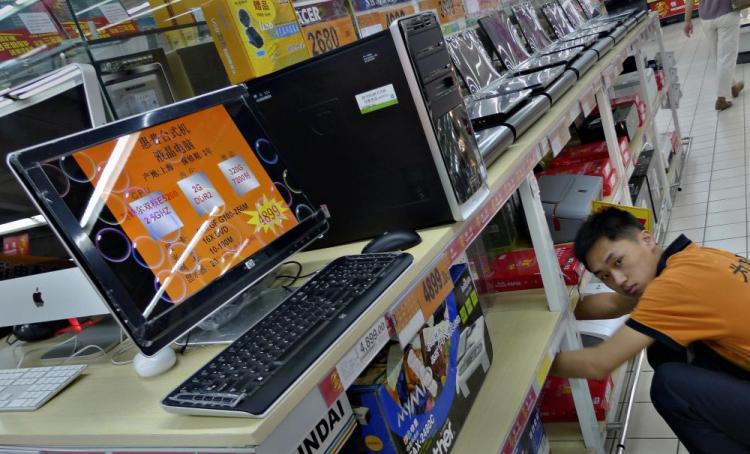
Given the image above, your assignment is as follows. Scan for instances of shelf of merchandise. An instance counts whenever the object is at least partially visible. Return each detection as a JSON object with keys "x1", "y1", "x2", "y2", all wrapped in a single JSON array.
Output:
[{"x1": 0, "y1": 14, "x2": 667, "y2": 453}]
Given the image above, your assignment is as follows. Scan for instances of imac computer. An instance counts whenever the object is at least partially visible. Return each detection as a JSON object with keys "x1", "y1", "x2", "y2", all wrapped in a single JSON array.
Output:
[
  {"x1": 0, "y1": 64, "x2": 113, "y2": 356},
  {"x1": 9, "y1": 84, "x2": 412, "y2": 416}
]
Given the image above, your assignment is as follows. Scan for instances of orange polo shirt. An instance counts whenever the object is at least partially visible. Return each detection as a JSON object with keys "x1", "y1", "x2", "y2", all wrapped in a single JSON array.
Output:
[{"x1": 626, "y1": 235, "x2": 750, "y2": 371}]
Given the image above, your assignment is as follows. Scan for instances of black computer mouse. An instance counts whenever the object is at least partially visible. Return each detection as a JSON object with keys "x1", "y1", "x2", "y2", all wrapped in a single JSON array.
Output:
[
  {"x1": 362, "y1": 229, "x2": 422, "y2": 254},
  {"x1": 245, "y1": 26, "x2": 264, "y2": 49},
  {"x1": 13, "y1": 322, "x2": 56, "y2": 342}
]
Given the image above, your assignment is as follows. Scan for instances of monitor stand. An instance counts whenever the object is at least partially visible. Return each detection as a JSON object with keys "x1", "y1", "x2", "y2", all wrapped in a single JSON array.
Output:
[
  {"x1": 176, "y1": 287, "x2": 289, "y2": 346},
  {"x1": 40, "y1": 316, "x2": 121, "y2": 363}
]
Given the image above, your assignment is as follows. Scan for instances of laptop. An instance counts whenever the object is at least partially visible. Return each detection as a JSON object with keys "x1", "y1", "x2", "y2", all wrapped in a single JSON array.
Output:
[{"x1": 511, "y1": 2, "x2": 598, "y2": 55}]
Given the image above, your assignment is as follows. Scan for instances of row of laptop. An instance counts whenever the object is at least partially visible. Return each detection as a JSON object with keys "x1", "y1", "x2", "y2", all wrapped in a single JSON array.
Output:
[{"x1": 446, "y1": 0, "x2": 647, "y2": 163}]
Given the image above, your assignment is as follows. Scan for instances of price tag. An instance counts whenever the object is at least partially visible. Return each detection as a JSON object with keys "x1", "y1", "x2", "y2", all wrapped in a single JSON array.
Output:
[
  {"x1": 335, "y1": 316, "x2": 391, "y2": 388},
  {"x1": 301, "y1": 16, "x2": 358, "y2": 56},
  {"x1": 551, "y1": 136, "x2": 563, "y2": 157},
  {"x1": 581, "y1": 89, "x2": 595, "y2": 117},
  {"x1": 535, "y1": 354, "x2": 553, "y2": 389},
  {"x1": 501, "y1": 387, "x2": 538, "y2": 454},
  {"x1": 392, "y1": 254, "x2": 454, "y2": 346}
]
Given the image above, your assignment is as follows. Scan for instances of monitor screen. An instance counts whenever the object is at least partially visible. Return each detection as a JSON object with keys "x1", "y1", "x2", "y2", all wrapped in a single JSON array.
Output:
[
  {"x1": 8, "y1": 86, "x2": 328, "y2": 354},
  {"x1": 0, "y1": 64, "x2": 112, "y2": 327},
  {"x1": 512, "y1": 2, "x2": 553, "y2": 51},
  {"x1": 542, "y1": 2, "x2": 577, "y2": 37},
  {"x1": 478, "y1": 13, "x2": 532, "y2": 71}
]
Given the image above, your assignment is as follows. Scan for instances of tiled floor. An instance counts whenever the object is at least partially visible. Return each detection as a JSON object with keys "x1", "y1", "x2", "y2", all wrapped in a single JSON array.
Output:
[{"x1": 607, "y1": 16, "x2": 749, "y2": 454}]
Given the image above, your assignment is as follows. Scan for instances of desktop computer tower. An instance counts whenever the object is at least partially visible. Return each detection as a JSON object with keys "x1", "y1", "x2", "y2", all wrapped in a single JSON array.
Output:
[{"x1": 246, "y1": 12, "x2": 488, "y2": 249}]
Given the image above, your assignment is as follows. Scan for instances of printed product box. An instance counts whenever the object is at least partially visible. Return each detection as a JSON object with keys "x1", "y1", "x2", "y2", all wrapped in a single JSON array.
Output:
[
  {"x1": 349, "y1": 264, "x2": 493, "y2": 453},
  {"x1": 514, "y1": 407, "x2": 550, "y2": 454},
  {"x1": 539, "y1": 375, "x2": 614, "y2": 422},
  {"x1": 0, "y1": 0, "x2": 67, "y2": 62},
  {"x1": 293, "y1": 0, "x2": 358, "y2": 56},
  {"x1": 487, "y1": 243, "x2": 583, "y2": 292},
  {"x1": 551, "y1": 137, "x2": 631, "y2": 170},
  {"x1": 202, "y1": 0, "x2": 310, "y2": 83}
]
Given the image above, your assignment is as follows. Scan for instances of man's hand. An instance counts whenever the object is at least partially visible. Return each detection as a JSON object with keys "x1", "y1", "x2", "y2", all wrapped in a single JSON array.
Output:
[
  {"x1": 684, "y1": 20, "x2": 693, "y2": 37},
  {"x1": 550, "y1": 326, "x2": 654, "y2": 379}
]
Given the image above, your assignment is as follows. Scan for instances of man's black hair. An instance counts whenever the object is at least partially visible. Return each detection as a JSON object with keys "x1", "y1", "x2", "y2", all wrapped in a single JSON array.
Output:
[{"x1": 574, "y1": 207, "x2": 645, "y2": 271}]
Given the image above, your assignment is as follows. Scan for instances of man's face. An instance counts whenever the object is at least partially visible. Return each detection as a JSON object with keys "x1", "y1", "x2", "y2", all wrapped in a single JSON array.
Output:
[{"x1": 585, "y1": 230, "x2": 660, "y2": 298}]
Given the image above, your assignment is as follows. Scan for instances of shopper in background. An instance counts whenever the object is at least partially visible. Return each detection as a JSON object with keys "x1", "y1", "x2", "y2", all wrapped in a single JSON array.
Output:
[
  {"x1": 551, "y1": 208, "x2": 750, "y2": 454},
  {"x1": 685, "y1": 0, "x2": 744, "y2": 110}
]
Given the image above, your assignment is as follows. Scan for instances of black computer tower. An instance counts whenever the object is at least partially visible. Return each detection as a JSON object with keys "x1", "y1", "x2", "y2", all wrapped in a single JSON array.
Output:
[{"x1": 246, "y1": 13, "x2": 488, "y2": 249}]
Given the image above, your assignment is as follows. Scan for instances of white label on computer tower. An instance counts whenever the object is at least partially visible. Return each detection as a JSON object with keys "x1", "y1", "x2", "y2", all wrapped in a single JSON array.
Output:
[
  {"x1": 355, "y1": 84, "x2": 398, "y2": 114},
  {"x1": 129, "y1": 191, "x2": 184, "y2": 240},
  {"x1": 218, "y1": 156, "x2": 260, "y2": 196},
  {"x1": 177, "y1": 172, "x2": 226, "y2": 216}
]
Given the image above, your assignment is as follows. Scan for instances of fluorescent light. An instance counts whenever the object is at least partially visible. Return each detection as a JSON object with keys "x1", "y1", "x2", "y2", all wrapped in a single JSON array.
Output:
[{"x1": 0, "y1": 215, "x2": 46, "y2": 236}]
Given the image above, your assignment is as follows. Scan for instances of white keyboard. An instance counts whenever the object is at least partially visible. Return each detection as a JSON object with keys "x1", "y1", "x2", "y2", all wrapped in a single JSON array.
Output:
[{"x1": 0, "y1": 365, "x2": 86, "y2": 411}]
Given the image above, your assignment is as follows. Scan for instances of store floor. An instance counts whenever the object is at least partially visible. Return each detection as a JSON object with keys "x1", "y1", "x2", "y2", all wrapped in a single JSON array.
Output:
[{"x1": 616, "y1": 18, "x2": 746, "y2": 454}]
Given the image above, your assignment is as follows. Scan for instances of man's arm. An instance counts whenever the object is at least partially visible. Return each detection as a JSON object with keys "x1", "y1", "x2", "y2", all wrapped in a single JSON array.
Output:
[
  {"x1": 684, "y1": 0, "x2": 694, "y2": 36},
  {"x1": 550, "y1": 325, "x2": 654, "y2": 379},
  {"x1": 574, "y1": 292, "x2": 638, "y2": 320}
]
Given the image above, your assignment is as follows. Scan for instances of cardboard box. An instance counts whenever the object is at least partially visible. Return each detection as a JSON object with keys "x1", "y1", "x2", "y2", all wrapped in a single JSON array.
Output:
[
  {"x1": 349, "y1": 264, "x2": 492, "y2": 454},
  {"x1": 538, "y1": 174, "x2": 602, "y2": 242},
  {"x1": 294, "y1": 0, "x2": 358, "y2": 56},
  {"x1": 551, "y1": 137, "x2": 630, "y2": 170},
  {"x1": 540, "y1": 158, "x2": 617, "y2": 197},
  {"x1": 487, "y1": 243, "x2": 584, "y2": 292},
  {"x1": 539, "y1": 375, "x2": 614, "y2": 423},
  {"x1": 202, "y1": 0, "x2": 310, "y2": 83}
]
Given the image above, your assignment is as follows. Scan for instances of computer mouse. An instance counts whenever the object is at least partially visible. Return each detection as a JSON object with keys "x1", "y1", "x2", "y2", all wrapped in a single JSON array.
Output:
[
  {"x1": 362, "y1": 229, "x2": 422, "y2": 254},
  {"x1": 13, "y1": 322, "x2": 57, "y2": 342}
]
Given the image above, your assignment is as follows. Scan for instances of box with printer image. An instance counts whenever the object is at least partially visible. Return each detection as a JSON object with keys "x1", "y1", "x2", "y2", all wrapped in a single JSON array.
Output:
[{"x1": 348, "y1": 264, "x2": 493, "y2": 453}]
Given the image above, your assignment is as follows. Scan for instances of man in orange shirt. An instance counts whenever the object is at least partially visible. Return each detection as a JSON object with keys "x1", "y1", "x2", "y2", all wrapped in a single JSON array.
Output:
[{"x1": 551, "y1": 207, "x2": 750, "y2": 453}]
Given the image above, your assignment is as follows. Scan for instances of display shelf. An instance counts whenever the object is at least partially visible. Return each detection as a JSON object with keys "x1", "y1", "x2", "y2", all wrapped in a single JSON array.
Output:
[
  {"x1": 452, "y1": 308, "x2": 564, "y2": 452},
  {"x1": 0, "y1": 14, "x2": 664, "y2": 451}
]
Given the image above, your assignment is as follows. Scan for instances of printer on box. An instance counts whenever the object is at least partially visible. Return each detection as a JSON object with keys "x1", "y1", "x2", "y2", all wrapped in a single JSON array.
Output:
[
  {"x1": 348, "y1": 264, "x2": 492, "y2": 454},
  {"x1": 538, "y1": 174, "x2": 602, "y2": 243}
]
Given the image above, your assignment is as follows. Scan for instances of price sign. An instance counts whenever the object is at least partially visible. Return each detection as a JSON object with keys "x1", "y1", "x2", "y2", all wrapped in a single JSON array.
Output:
[
  {"x1": 391, "y1": 253, "x2": 454, "y2": 346},
  {"x1": 301, "y1": 16, "x2": 357, "y2": 56},
  {"x1": 355, "y1": 4, "x2": 415, "y2": 35},
  {"x1": 334, "y1": 316, "x2": 392, "y2": 388}
]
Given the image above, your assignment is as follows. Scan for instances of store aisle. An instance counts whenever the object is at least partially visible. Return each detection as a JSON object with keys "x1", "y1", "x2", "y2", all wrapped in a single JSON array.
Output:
[{"x1": 613, "y1": 18, "x2": 748, "y2": 454}]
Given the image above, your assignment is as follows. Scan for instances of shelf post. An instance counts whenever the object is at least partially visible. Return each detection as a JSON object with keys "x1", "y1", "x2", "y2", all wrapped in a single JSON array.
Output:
[
  {"x1": 518, "y1": 173, "x2": 569, "y2": 313},
  {"x1": 595, "y1": 87, "x2": 632, "y2": 205},
  {"x1": 561, "y1": 318, "x2": 607, "y2": 454}
]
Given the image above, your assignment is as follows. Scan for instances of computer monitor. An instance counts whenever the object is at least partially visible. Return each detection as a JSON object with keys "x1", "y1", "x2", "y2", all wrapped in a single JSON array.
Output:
[
  {"x1": 0, "y1": 63, "x2": 111, "y2": 329},
  {"x1": 8, "y1": 85, "x2": 329, "y2": 355}
]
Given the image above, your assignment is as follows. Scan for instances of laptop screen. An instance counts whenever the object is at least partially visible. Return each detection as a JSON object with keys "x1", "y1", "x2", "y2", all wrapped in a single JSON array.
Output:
[
  {"x1": 8, "y1": 86, "x2": 328, "y2": 354},
  {"x1": 542, "y1": 2, "x2": 577, "y2": 37},
  {"x1": 560, "y1": 0, "x2": 588, "y2": 27},
  {"x1": 479, "y1": 13, "x2": 531, "y2": 70},
  {"x1": 512, "y1": 2, "x2": 553, "y2": 51}
]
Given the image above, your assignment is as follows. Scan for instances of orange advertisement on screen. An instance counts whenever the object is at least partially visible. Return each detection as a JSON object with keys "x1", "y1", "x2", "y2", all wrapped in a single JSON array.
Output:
[{"x1": 72, "y1": 105, "x2": 298, "y2": 305}]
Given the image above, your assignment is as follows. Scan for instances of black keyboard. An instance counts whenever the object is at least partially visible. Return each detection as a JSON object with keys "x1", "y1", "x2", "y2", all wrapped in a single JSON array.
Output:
[{"x1": 162, "y1": 252, "x2": 413, "y2": 416}]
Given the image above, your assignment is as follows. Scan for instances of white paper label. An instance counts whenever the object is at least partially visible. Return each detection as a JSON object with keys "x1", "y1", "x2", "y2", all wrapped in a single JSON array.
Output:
[
  {"x1": 336, "y1": 316, "x2": 390, "y2": 388},
  {"x1": 177, "y1": 172, "x2": 226, "y2": 216},
  {"x1": 551, "y1": 136, "x2": 563, "y2": 156},
  {"x1": 360, "y1": 23, "x2": 383, "y2": 37},
  {"x1": 465, "y1": 0, "x2": 480, "y2": 14},
  {"x1": 355, "y1": 83, "x2": 398, "y2": 114},
  {"x1": 99, "y1": 2, "x2": 130, "y2": 24},
  {"x1": 19, "y1": 13, "x2": 57, "y2": 34},
  {"x1": 218, "y1": 156, "x2": 260, "y2": 196},
  {"x1": 130, "y1": 191, "x2": 184, "y2": 240}
]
